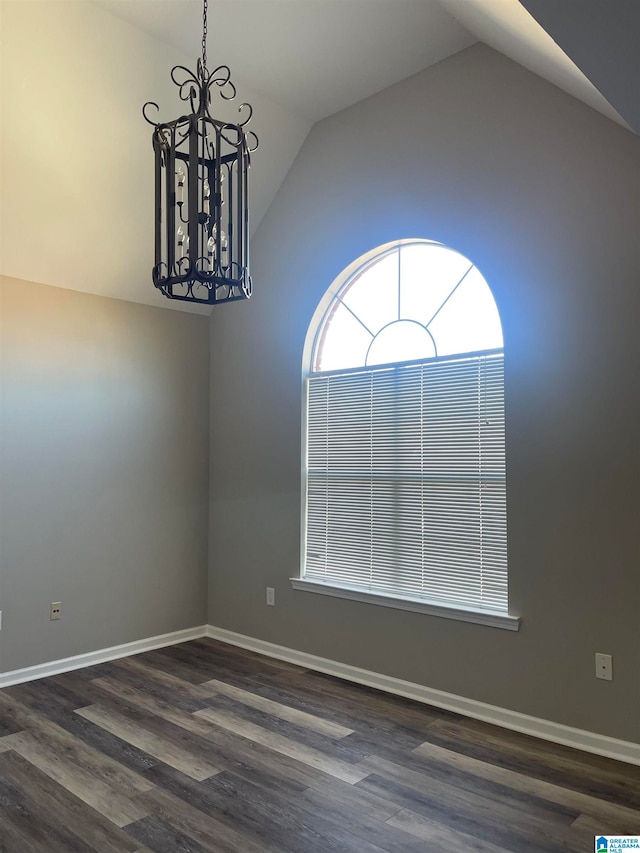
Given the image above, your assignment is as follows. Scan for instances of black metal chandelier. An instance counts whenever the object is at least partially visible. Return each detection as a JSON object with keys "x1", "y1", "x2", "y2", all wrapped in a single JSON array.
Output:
[{"x1": 143, "y1": 0, "x2": 258, "y2": 304}]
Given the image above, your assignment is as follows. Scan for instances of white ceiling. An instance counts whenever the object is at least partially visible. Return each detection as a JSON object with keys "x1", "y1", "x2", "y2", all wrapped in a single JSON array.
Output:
[
  {"x1": 95, "y1": 0, "x2": 476, "y2": 122},
  {"x1": 96, "y1": 0, "x2": 629, "y2": 129}
]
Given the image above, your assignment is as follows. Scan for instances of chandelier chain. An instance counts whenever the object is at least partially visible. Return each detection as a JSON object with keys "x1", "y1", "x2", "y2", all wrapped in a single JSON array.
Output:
[{"x1": 202, "y1": 0, "x2": 208, "y2": 72}]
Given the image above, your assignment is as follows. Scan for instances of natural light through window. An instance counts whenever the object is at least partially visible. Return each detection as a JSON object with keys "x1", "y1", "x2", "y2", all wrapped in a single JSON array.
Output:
[
  {"x1": 315, "y1": 242, "x2": 503, "y2": 372},
  {"x1": 296, "y1": 239, "x2": 516, "y2": 630}
]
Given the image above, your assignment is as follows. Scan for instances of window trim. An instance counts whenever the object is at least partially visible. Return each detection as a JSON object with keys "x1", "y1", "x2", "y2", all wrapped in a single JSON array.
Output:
[
  {"x1": 298, "y1": 239, "x2": 518, "y2": 630},
  {"x1": 290, "y1": 577, "x2": 520, "y2": 631}
]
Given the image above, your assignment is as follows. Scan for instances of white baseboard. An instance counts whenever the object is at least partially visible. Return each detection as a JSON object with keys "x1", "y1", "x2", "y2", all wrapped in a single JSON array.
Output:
[
  {"x1": 0, "y1": 626, "x2": 208, "y2": 688},
  {"x1": 2, "y1": 622, "x2": 637, "y2": 767},
  {"x1": 206, "y1": 624, "x2": 640, "y2": 767}
]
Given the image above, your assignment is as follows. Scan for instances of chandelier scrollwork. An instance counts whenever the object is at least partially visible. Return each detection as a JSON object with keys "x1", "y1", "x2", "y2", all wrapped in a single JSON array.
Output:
[{"x1": 142, "y1": 0, "x2": 258, "y2": 305}]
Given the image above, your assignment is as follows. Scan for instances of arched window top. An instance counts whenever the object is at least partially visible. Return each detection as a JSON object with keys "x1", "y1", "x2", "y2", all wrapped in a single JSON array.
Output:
[
  {"x1": 313, "y1": 240, "x2": 503, "y2": 373},
  {"x1": 299, "y1": 239, "x2": 513, "y2": 625}
]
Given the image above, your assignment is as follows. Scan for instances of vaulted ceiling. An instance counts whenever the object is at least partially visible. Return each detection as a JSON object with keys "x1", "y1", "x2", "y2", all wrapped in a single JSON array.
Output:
[
  {"x1": 2, "y1": 0, "x2": 638, "y2": 313},
  {"x1": 96, "y1": 0, "x2": 635, "y2": 131},
  {"x1": 94, "y1": 0, "x2": 640, "y2": 273}
]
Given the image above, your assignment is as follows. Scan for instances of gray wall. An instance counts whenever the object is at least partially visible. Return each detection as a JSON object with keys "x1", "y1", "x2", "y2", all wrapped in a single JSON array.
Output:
[
  {"x1": 0, "y1": 277, "x2": 210, "y2": 673},
  {"x1": 208, "y1": 45, "x2": 640, "y2": 742}
]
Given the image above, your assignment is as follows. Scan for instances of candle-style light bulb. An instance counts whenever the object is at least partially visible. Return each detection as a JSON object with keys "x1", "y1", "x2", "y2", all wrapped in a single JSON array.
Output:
[
  {"x1": 176, "y1": 166, "x2": 185, "y2": 204},
  {"x1": 210, "y1": 224, "x2": 227, "y2": 253},
  {"x1": 207, "y1": 235, "x2": 216, "y2": 268},
  {"x1": 203, "y1": 179, "x2": 210, "y2": 215},
  {"x1": 177, "y1": 226, "x2": 185, "y2": 259}
]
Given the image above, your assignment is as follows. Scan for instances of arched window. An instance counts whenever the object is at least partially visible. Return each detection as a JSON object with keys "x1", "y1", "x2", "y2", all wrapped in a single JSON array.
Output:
[{"x1": 295, "y1": 240, "x2": 516, "y2": 628}]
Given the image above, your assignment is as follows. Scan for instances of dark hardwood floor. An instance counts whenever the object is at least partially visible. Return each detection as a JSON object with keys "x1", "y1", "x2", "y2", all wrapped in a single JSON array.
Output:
[{"x1": 0, "y1": 638, "x2": 638, "y2": 852}]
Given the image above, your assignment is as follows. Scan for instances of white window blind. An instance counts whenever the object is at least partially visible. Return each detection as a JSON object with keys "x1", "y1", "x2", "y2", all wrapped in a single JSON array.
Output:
[{"x1": 304, "y1": 352, "x2": 507, "y2": 613}]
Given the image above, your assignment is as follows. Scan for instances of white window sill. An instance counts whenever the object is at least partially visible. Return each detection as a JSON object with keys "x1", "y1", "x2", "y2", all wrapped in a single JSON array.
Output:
[{"x1": 290, "y1": 578, "x2": 520, "y2": 631}]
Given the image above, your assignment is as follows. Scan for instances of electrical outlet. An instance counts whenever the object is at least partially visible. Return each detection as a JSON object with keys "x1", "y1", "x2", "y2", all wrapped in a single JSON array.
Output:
[
  {"x1": 595, "y1": 653, "x2": 612, "y2": 681},
  {"x1": 50, "y1": 601, "x2": 62, "y2": 621},
  {"x1": 266, "y1": 587, "x2": 275, "y2": 606}
]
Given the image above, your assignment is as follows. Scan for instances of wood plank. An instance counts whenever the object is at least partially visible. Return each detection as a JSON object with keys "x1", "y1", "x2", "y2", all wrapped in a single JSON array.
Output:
[
  {"x1": 0, "y1": 690, "x2": 42, "y2": 731},
  {"x1": 202, "y1": 678, "x2": 354, "y2": 739},
  {"x1": 0, "y1": 749, "x2": 140, "y2": 852},
  {"x1": 385, "y1": 807, "x2": 515, "y2": 852},
  {"x1": 193, "y1": 638, "x2": 304, "y2": 673},
  {"x1": 150, "y1": 643, "x2": 272, "y2": 684},
  {"x1": 243, "y1": 669, "x2": 458, "y2": 750},
  {"x1": 136, "y1": 785, "x2": 282, "y2": 853},
  {"x1": 413, "y1": 738, "x2": 640, "y2": 831},
  {"x1": 0, "y1": 807, "x2": 80, "y2": 853},
  {"x1": 113, "y1": 656, "x2": 221, "y2": 699},
  {"x1": 0, "y1": 637, "x2": 637, "y2": 851},
  {"x1": 362, "y1": 738, "x2": 580, "y2": 824},
  {"x1": 30, "y1": 698, "x2": 160, "y2": 775},
  {"x1": 3, "y1": 676, "x2": 90, "y2": 713},
  {"x1": 194, "y1": 706, "x2": 370, "y2": 784},
  {"x1": 91, "y1": 676, "x2": 356, "y2": 798},
  {"x1": 200, "y1": 692, "x2": 367, "y2": 762},
  {"x1": 76, "y1": 704, "x2": 221, "y2": 781},
  {"x1": 101, "y1": 661, "x2": 212, "y2": 713},
  {"x1": 295, "y1": 785, "x2": 430, "y2": 853},
  {"x1": 424, "y1": 717, "x2": 640, "y2": 807},
  {"x1": 361, "y1": 752, "x2": 578, "y2": 830},
  {"x1": 21, "y1": 669, "x2": 142, "y2": 713},
  {"x1": 0, "y1": 709, "x2": 153, "y2": 796},
  {"x1": 134, "y1": 649, "x2": 216, "y2": 685},
  {"x1": 204, "y1": 675, "x2": 376, "y2": 734},
  {"x1": 0, "y1": 730, "x2": 151, "y2": 827},
  {"x1": 125, "y1": 815, "x2": 211, "y2": 853},
  {"x1": 356, "y1": 757, "x2": 587, "y2": 852},
  {"x1": 270, "y1": 668, "x2": 452, "y2": 733},
  {"x1": 141, "y1": 763, "x2": 368, "y2": 853},
  {"x1": 571, "y1": 810, "x2": 640, "y2": 837},
  {"x1": 338, "y1": 725, "x2": 434, "y2": 763},
  {"x1": 188, "y1": 769, "x2": 390, "y2": 853}
]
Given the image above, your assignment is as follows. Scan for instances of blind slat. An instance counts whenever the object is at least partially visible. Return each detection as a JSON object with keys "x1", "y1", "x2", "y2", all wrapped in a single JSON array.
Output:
[{"x1": 303, "y1": 353, "x2": 507, "y2": 612}]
